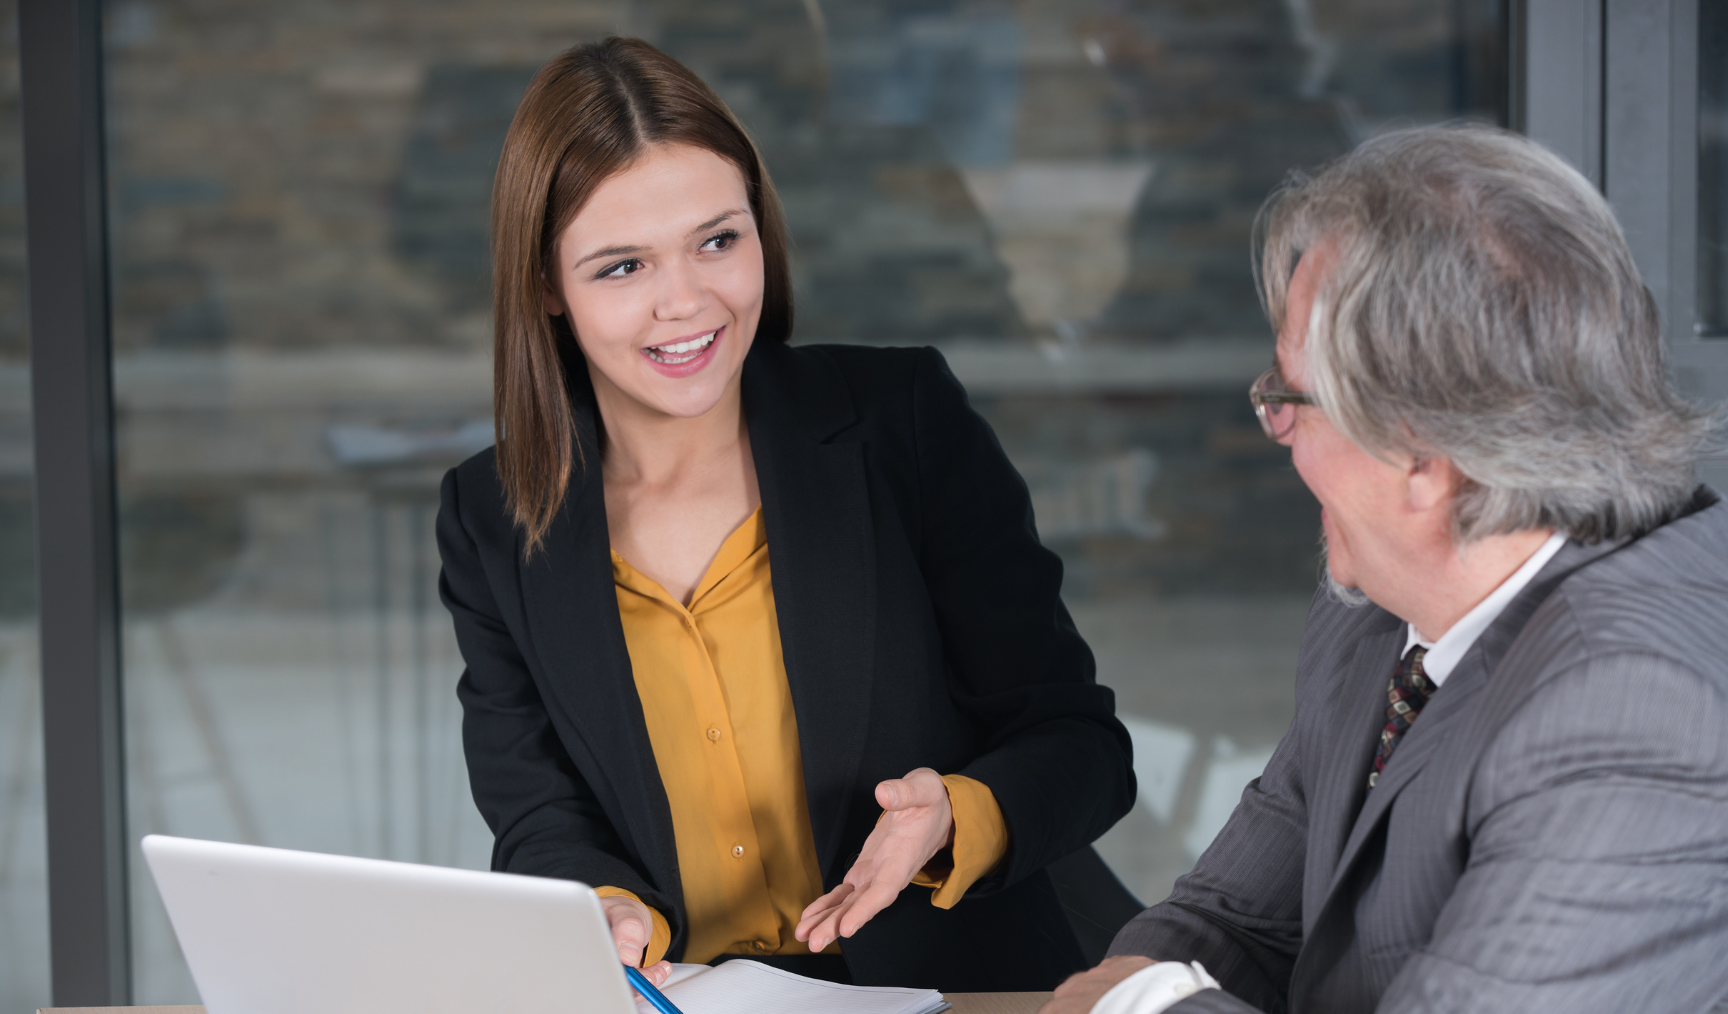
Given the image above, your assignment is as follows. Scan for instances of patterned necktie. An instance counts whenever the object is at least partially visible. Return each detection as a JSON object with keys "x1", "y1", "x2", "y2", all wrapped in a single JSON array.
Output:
[{"x1": 1368, "y1": 645, "x2": 1435, "y2": 790}]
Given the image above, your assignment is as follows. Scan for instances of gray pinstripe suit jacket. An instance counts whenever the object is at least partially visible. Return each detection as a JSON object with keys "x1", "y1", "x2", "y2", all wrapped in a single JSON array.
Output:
[{"x1": 1109, "y1": 486, "x2": 1728, "y2": 1014}]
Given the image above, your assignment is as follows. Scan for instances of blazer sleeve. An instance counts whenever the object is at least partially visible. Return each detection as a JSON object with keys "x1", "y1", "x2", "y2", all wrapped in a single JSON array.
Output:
[
  {"x1": 437, "y1": 463, "x2": 669, "y2": 916},
  {"x1": 1378, "y1": 651, "x2": 1728, "y2": 1014},
  {"x1": 909, "y1": 346, "x2": 1137, "y2": 890},
  {"x1": 1106, "y1": 712, "x2": 1307, "y2": 1014}
]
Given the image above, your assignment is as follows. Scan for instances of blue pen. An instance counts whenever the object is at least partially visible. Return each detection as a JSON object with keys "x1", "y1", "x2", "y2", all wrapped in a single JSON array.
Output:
[{"x1": 624, "y1": 963, "x2": 687, "y2": 1014}]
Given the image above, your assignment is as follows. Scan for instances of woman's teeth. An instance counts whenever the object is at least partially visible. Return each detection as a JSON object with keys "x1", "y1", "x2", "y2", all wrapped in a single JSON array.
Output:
[{"x1": 644, "y1": 330, "x2": 717, "y2": 365}]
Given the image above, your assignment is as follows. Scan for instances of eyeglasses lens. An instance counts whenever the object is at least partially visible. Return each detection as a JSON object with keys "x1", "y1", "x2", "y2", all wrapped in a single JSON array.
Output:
[{"x1": 1249, "y1": 370, "x2": 1292, "y2": 441}]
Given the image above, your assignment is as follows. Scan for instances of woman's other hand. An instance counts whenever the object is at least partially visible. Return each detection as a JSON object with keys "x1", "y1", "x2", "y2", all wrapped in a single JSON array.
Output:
[
  {"x1": 795, "y1": 767, "x2": 954, "y2": 952},
  {"x1": 600, "y1": 894, "x2": 673, "y2": 987}
]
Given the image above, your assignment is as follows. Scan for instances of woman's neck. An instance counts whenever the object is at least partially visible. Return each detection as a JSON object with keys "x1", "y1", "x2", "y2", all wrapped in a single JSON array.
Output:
[
  {"x1": 591, "y1": 370, "x2": 759, "y2": 604},
  {"x1": 593, "y1": 374, "x2": 748, "y2": 489}
]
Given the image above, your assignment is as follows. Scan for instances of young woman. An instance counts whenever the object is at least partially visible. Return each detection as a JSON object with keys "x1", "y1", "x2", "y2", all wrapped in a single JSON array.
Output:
[{"x1": 436, "y1": 37, "x2": 1134, "y2": 992}]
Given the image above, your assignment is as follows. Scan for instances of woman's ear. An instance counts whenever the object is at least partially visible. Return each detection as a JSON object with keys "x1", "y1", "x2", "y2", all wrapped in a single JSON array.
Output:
[{"x1": 541, "y1": 271, "x2": 566, "y2": 317}]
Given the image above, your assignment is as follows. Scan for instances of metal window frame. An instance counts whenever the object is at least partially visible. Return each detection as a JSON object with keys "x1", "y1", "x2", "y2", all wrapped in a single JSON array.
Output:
[
  {"x1": 1519, "y1": 0, "x2": 1717, "y2": 348},
  {"x1": 1604, "y1": 0, "x2": 1699, "y2": 346},
  {"x1": 1518, "y1": 0, "x2": 1606, "y2": 188},
  {"x1": 1517, "y1": 0, "x2": 1726, "y2": 492},
  {"x1": 20, "y1": 0, "x2": 131, "y2": 1006}
]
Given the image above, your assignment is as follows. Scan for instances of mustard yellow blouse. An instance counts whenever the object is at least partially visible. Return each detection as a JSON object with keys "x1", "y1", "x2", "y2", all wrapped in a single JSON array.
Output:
[{"x1": 598, "y1": 506, "x2": 1008, "y2": 965}]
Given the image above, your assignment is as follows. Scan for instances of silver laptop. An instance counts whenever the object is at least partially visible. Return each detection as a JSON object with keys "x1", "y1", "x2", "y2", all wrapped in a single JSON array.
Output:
[{"x1": 141, "y1": 834, "x2": 637, "y2": 1014}]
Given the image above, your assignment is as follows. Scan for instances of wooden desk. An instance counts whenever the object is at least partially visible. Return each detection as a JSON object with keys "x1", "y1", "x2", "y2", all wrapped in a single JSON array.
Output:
[
  {"x1": 40, "y1": 996, "x2": 1053, "y2": 1014},
  {"x1": 949, "y1": 994, "x2": 1053, "y2": 1014}
]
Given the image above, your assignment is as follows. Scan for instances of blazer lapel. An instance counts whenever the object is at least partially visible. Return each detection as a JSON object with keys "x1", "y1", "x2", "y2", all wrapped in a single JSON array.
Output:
[
  {"x1": 516, "y1": 358, "x2": 682, "y2": 904},
  {"x1": 743, "y1": 341, "x2": 878, "y2": 881}
]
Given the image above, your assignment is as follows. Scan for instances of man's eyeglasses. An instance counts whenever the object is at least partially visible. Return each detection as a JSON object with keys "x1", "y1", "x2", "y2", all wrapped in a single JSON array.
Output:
[{"x1": 1249, "y1": 367, "x2": 1317, "y2": 441}]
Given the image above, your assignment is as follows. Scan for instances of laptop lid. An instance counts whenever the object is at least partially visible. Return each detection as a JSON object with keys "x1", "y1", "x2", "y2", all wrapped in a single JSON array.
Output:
[{"x1": 141, "y1": 834, "x2": 637, "y2": 1014}]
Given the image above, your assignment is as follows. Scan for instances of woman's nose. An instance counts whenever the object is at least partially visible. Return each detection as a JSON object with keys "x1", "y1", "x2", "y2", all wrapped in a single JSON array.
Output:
[{"x1": 654, "y1": 258, "x2": 707, "y2": 321}]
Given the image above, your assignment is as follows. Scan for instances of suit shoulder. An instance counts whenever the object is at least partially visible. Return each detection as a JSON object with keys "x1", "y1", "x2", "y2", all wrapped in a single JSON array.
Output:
[
  {"x1": 794, "y1": 342, "x2": 930, "y2": 394},
  {"x1": 1544, "y1": 499, "x2": 1728, "y2": 684},
  {"x1": 448, "y1": 444, "x2": 504, "y2": 500},
  {"x1": 783, "y1": 342, "x2": 949, "y2": 426},
  {"x1": 443, "y1": 445, "x2": 513, "y2": 533}
]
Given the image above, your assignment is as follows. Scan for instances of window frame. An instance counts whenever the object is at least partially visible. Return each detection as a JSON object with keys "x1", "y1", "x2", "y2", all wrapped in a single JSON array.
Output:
[{"x1": 19, "y1": 0, "x2": 132, "y2": 1006}]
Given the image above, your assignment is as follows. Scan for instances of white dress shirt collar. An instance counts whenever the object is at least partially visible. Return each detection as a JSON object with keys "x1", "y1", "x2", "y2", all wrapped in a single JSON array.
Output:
[{"x1": 1403, "y1": 531, "x2": 1568, "y2": 687}]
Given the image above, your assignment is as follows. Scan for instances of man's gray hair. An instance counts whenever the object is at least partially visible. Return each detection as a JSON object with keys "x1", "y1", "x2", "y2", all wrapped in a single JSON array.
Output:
[{"x1": 1258, "y1": 124, "x2": 1720, "y2": 544}]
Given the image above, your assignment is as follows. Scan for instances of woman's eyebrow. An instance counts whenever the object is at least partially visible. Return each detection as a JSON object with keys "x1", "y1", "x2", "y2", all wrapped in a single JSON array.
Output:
[
  {"x1": 573, "y1": 243, "x2": 646, "y2": 269},
  {"x1": 689, "y1": 209, "x2": 746, "y2": 234}
]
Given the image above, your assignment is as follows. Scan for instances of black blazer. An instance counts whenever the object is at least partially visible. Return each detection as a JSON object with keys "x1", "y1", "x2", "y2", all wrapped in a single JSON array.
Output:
[{"x1": 436, "y1": 338, "x2": 1136, "y2": 991}]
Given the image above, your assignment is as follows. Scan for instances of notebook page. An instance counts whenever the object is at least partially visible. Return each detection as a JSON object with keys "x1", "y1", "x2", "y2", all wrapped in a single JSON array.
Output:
[
  {"x1": 647, "y1": 959, "x2": 945, "y2": 1014},
  {"x1": 657, "y1": 964, "x2": 714, "y2": 989},
  {"x1": 631, "y1": 963, "x2": 712, "y2": 1014}
]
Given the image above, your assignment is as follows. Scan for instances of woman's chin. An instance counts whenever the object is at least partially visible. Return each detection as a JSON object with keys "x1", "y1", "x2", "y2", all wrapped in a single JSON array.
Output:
[{"x1": 632, "y1": 381, "x2": 734, "y2": 421}]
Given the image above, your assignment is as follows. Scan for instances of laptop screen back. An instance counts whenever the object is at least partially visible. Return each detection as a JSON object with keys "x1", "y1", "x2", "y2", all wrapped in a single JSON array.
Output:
[{"x1": 142, "y1": 834, "x2": 636, "y2": 1014}]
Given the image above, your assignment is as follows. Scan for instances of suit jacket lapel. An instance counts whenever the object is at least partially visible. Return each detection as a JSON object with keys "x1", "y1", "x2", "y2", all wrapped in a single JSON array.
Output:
[
  {"x1": 1319, "y1": 535, "x2": 1628, "y2": 904},
  {"x1": 743, "y1": 341, "x2": 878, "y2": 881},
  {"x1": 516, "y1": 357, "x2": 682, "y2": 907},
  {"x1": 1303, "y1": 621, "x2": 1402, "y2": 929},
  {"x1": 1328, "y1": 648, "x2": 1488, "y2": 885}
]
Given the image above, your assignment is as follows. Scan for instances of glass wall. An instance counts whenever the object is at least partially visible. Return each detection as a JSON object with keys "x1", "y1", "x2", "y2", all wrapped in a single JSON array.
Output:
[
  {"x1": 1702, "y1": 0, "x2": 1728, "y2": 336},
  {"x1": 105, "y1": 0, "x2": 1504, "y2": 999},
  {"x1": 0, "y1": 0, "x2": 48, "y2": 1008}
]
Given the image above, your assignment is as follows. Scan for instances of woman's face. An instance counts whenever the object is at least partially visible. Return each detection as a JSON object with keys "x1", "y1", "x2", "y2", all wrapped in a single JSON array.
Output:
[{"x1": 544, "y1": 143, "x2": 765, "y2": 421}]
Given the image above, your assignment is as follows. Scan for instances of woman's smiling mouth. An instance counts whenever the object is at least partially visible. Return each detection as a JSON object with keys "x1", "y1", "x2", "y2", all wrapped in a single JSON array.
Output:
[{"x1": 643, "y1": 329, "x2": 718, "y2": 365}]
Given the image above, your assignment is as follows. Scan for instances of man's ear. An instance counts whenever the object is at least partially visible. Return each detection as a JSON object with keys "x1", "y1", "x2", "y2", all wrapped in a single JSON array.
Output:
[{"x1": 1406, "y1": 454, "x2": 1459, "y2": 514}]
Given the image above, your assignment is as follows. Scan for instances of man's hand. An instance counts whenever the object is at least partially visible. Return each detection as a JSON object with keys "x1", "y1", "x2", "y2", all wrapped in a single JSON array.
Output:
[
  {"x1": 795, "y1": 767, "x2": 954, "y2": 952},
  {"x1": 600, "y1": 894, "x2": 672, "y2": 988},
  {"x1": 1038, "y1": 955, "x2": 1156, "y2": 1014}
]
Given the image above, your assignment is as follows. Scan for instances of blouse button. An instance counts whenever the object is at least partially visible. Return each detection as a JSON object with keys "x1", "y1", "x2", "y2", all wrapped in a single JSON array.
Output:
[
  {"x1": 731, "y1": 844, "x2": 745, "y2": 859},
  {"x1": 706, "y1": 727, "x2": 721, "y2": 742}
]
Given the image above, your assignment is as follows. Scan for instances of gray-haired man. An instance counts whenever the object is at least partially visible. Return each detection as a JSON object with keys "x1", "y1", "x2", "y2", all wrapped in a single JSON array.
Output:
[{"x1": 1045, "y1": 125, "x2": 1728, "y2": 1014}]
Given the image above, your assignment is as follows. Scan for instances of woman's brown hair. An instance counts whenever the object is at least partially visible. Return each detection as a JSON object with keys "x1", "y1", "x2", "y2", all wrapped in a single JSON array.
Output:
[{"x1": 491, "y1": 37, "x2": 793, "y2": 554}]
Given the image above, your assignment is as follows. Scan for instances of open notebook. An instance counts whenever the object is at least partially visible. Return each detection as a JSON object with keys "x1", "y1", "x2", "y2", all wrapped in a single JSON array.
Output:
[{"x1": 637, "y1": 960, "x2": 950, "y2": 1014}]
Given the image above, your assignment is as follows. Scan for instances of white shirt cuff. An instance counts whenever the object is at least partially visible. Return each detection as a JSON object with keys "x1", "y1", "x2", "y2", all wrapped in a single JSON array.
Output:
[{"x1": 1091, "y1": 960, "x2": 1221, "y2": 1014}]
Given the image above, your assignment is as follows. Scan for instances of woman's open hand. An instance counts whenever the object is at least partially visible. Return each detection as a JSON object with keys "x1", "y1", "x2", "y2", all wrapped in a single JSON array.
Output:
[
  {"x1": 795, "y1": 767, "x2": 954, "y2": 953},
  {"x1": 600, "y1": 894, "x2": 672, "y2": 988}
]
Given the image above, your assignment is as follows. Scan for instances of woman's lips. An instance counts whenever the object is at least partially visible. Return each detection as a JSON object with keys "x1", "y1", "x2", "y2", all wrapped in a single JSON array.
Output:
[{"x1": 640, "y1": 325, "x2": 722, "y2": 377}]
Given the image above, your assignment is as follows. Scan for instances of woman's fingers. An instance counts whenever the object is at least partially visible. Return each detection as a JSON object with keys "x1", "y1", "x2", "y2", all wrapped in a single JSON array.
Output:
[
  {"x1": 600, "y1": 895, "x2": 654, "y2": 967},
  {"x1": 612, "y1": 925, "x2": 646, "y2": 966},
  {"x1": 795, "y1": 883, "x2": 854, "y2": 938},
  {"x1": 626, "y1": 960, "x2": 676, "y2": 1001},
  {"x1": 835, "y1": 881, "x2": 901, "y2": 938},
  {"x1": 804, "y1": 847, "x2": 911, "y2": 950},
  {"x1": 875, "y1": 777, "x2": 911, "y2": 810},
  {"x1": 876, "y1": 767, "x2": 944, "y2": 811},
  {"x1": 611, "y1": 920, "x2": 647, "y2": 966},
  {"x1": 800, "y1": 768, "x2": 960, "y2": 952},
  {"x1": 803, "y1": 896, "x2": 855, "y2": 953},
  {"x1": 807, "y1": 870, "x2": 902, "y2": 951}
]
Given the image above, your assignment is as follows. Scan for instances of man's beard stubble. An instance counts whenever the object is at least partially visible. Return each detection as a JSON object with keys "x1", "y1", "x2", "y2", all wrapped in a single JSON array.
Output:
[{"x1": 1319, "y1": 528, "x2": 1370, "y2": 607}]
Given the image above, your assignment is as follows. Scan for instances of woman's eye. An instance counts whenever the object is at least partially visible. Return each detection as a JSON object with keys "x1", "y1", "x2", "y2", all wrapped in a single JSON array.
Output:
[
  {"x1": 596, "y1": 258, "x2": 642, "y2": 279},
  {"x1": 700, "y1": 230, "x2": 739, "y2": 253}
]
